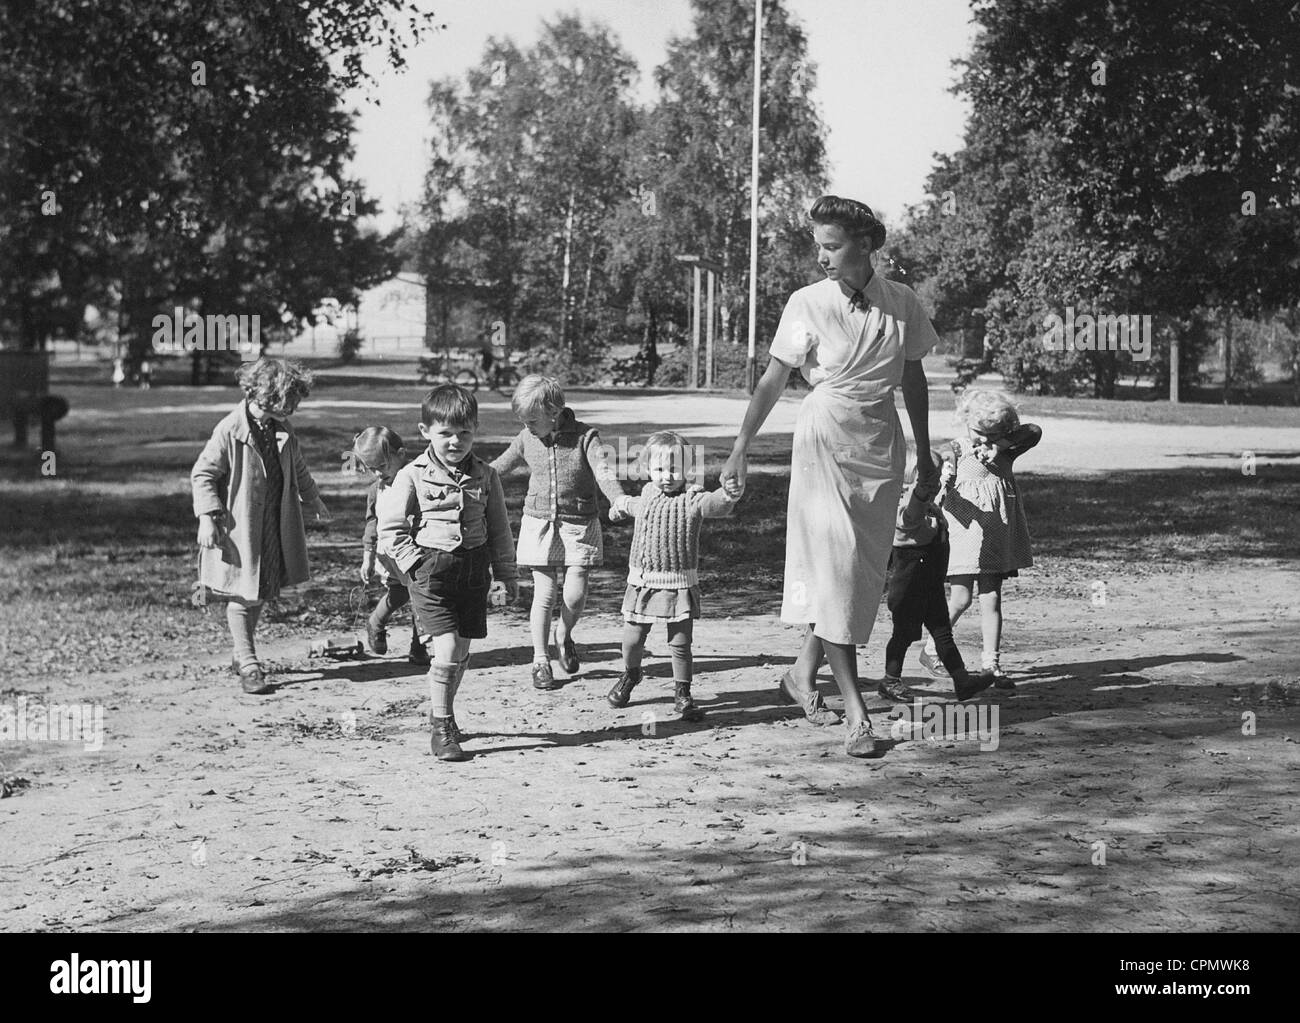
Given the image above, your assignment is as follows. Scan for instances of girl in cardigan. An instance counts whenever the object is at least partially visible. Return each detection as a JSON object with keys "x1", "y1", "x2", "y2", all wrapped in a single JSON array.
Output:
[
  {"x1": 606, "y1": 432, "x2": 744, "y2": 720},
  {"x1": 491, "y1": 375, "x2": 627, "y2": 690}
]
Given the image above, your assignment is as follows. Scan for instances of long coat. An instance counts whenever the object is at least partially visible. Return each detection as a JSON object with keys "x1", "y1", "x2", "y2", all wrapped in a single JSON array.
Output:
[{"x1": 191, "y1": 402, "x2": 320, "y2": 602}]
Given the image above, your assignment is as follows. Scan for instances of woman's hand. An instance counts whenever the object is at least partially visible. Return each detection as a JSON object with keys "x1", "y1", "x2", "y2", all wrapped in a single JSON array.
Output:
[
  {"x1": 720, "y1": 449, "x2": 747, "y2": 495},
  {"x1": 197, "y1": 514, "x2": 225, "y2": 549},
  {"x1": 312, "y1": 497, "x2": 332, "y2": 523}
]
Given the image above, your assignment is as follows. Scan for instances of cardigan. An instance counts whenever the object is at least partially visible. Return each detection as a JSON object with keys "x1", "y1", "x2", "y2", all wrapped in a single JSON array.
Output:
[{"x1": 491, "y1": 408, "x2": 625, "y2": 522}]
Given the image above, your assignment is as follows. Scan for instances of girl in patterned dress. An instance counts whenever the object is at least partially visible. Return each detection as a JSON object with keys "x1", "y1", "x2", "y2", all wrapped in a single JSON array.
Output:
[
  {"x1": 920, "y1": 388, "x2": 1041, "y2": 685},
  {"x1": 605, "y1": 432, "x2": 744, "y2": 721}
]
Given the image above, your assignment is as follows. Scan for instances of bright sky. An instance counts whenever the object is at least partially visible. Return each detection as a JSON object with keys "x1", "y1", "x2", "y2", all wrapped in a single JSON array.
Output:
[{"x1": 347, "y1": 0, "x2": 977, "y2": 230}]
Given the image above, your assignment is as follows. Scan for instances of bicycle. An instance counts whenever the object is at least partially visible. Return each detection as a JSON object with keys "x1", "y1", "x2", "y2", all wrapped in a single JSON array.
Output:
[
  {"x1": 417, "y1": 354, "x2": 479, "y2": 391},
  {"x1": 417, "y1": 353, "x2": 520, "y2": 397}
]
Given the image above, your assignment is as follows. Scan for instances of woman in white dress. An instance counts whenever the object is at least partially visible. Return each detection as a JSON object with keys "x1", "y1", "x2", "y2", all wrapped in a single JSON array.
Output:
[{"x1": 721, "y1": 196, "x2": 940, "y2": 757}]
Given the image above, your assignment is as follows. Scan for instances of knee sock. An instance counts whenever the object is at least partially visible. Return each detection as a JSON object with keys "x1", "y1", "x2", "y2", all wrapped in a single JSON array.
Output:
[
  {"x1": 557, "y1": 569, "x2": 588, "y2": 642},
  {"x1": 227, "y1": 601, "x2": 263, "y2": 669},
  {"x1": 452, "y1": 654, "x2": 470, "y2": 700},
  {"x1": 531, "y1": 571, "x2": 559, "y2": 662},
  {"x1": 428, "y1": 661, "x2": 457, "y2": 719},
  {"x1": 621, "y1": 622, "x2": 649, "y2": 677},
  {"x1": 667, "y1": 619, "x2": 693, "y2": 683}
]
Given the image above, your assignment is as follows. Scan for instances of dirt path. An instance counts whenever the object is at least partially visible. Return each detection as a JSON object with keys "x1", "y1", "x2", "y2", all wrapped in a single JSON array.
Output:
[{"x1": 3, "y1": 561, "x2": 1297, "y2": 932}]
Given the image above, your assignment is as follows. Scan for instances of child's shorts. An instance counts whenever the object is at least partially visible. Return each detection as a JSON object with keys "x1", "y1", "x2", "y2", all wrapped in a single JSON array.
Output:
[
  {"x1": 516, "y1": 514, "x2": 603, "y2": 568},
  {"x1": 410, "y1": 544, "x2": 492, "y2": 639}
]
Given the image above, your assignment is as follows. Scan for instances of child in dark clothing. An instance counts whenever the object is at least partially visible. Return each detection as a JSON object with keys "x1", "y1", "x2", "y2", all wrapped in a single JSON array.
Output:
[
  {"x1": 880, "y1": 449, "x2": 993, "y2": 704},
  {"x1": 354, "y1": 426, "x2": 429, "y2": 666}
]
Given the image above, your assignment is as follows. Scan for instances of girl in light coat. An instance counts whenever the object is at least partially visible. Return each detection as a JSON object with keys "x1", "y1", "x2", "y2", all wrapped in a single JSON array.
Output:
[{"x1": 191, "y1": 358, "x2": 331, "y2": 694}]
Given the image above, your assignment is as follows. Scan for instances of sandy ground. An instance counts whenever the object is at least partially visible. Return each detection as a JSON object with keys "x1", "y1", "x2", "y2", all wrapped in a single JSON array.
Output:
[{"x1": 2, "y1": 387, "x2": 1298, "y2": 931}]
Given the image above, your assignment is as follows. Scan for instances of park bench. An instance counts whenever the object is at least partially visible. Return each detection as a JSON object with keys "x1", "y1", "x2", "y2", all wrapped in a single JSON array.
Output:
[{"x1": 0, "y1": 350, "x2": 69, "y2": 453}]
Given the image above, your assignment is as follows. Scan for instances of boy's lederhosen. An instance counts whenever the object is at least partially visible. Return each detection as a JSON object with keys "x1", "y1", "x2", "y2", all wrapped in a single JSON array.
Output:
[
  {"x1": 886, "y1": 536, "x2": 951, "y2": 642},
  {"x1": 410, "y1": 544, "x2": 492, "y2": 639}
]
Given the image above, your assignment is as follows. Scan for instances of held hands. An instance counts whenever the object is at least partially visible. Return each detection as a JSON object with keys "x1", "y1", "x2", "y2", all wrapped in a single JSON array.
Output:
[
  {"x1": 720, "y1": 450, "x2": 746, "y2": 496},
  {"x1": 489, "y1": 579, "x2": 519, "y2": 606},
  {"x1": 912, "y1": 477, "x2": 940, "y2": 504},
  {"x1": 608, "y1": 495, "x2": 632, "y2": 523}
]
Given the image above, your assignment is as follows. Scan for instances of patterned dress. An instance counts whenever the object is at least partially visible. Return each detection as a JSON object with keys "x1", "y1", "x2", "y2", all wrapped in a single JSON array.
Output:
[
  {"x1": 941, "y1": 425, "x2": 1040, "y2": 578},
  {"x1": 246, "y1": 410, "x2": 287, "y2": 600}
]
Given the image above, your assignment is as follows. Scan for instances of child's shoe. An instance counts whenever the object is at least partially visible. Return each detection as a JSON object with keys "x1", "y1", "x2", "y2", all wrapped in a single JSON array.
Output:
[
  {"x1": 919, "y1": 649, "x2": 949, "y2": 678},
  {"x1": 430, "y1": 717, "x2": 468, "y2": 761},
  {"x1": 607, "y1": 670, "x2": 642, "y2": 708},
  {"x1": 674, "y1": 681, "x2": 703, "y2": 721},
  {"x1": 559, "y1": 636, "x2": 581, "y2": 674},
  {"x1": 238, "y1": 663, "x2": 274, "y2": 695},
  {"x1": 532, "y1": 660, "x2": 560, "y2": 690},
  {"x1": 408, "y1": 640, "x2": 431, "y2": 667},
  {"x1": 366, "y1": 614, "x2": 388, "y2": 655},
  {"x1": 877, "y1": 675, "x2": 911, "y2": 703},
  {"x1": 983, "y1": 653, "x2": 1015, "y2": 690},
  {"x1": 953, "y1": 668, "x2": 995, "y2": 701}
]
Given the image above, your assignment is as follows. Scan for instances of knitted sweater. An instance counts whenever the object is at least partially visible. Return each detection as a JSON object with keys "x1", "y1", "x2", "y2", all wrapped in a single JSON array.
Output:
[
  {"x1": 490, "y1": 407, "x2": 626, "y2": 523},
  {"x1": 619, "y1": 485, "x2": 738, "y2": 589}
]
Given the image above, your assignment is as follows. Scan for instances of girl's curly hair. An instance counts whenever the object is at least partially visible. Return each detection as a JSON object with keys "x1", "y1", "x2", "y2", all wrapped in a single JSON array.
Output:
[
  {"x1": 955, "y1": 387, "x2": 1020, "y2": 436},
  {"x1": 236, "y1": 358, "x2": 313, "y2": 411}
]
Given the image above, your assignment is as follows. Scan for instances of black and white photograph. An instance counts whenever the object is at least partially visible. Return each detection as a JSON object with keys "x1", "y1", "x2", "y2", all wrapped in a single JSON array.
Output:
[{"x1": 1, "y1": 0, "x2": 1296, "y2": 966}]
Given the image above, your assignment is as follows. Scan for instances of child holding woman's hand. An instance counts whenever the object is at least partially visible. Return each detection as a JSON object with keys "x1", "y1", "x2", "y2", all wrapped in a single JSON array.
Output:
[
  {"x1": 921, "y1": 388, "x2": 1041, "y2": 685},
  {"x1": 606, "y1": 432, "x2": 743, "y2": 721}
]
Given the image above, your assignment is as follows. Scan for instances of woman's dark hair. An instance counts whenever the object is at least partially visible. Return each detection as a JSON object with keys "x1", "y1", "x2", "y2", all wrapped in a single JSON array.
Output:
[{"x1": 809, "y1": 195, "x2": 886, "y2": 251}]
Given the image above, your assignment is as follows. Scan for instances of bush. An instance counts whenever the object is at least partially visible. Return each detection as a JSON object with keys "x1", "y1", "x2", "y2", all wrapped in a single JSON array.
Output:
[{"x1": 515, "y1": 345, "x2": 608, "y2": 387}]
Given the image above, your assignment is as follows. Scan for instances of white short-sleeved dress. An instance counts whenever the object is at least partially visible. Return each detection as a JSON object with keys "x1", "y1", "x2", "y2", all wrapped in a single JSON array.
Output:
[{"x1": 769, "y1": 274, "x2": 939, "y2": 645}]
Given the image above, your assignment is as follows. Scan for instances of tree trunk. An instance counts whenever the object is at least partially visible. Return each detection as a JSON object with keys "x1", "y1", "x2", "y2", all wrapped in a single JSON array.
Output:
[
  {"x1": 577, "y1": 232, "x2": 596, "y2": 358},
  {"x1": 642, "y1": 302, "x2": 660, "y2": 387},
  {"x1": 1222, "y1": 307, "x2": 1233, "y2": 404},
  {"x1": 559, "y1": 191, "x2": 576, "y2": 353}
]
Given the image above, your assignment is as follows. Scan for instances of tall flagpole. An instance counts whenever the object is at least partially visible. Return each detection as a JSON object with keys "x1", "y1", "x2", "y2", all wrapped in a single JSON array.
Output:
[{"x1": 745, "y1": 0, "x2": 763, "y2": 394}]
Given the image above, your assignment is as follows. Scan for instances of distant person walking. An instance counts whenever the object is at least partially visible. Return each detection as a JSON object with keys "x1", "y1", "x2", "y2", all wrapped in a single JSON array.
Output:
[{"x1": 721, "y1": 196, "x2": 941, "y2": 758}]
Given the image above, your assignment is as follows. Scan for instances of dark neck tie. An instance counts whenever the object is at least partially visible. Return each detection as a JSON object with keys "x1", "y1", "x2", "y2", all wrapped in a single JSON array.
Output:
[{"x1": 849, "y1": 273, "x2": 873, "y2": 312}]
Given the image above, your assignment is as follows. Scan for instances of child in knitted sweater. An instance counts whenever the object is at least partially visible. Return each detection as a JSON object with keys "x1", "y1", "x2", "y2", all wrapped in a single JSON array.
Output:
[
  {"x1": 491, "y1": 375, "x2": 627, "y2": 691},
  {"x1": 606, "y1": 432, "x2": 744, "y2": 720}
]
